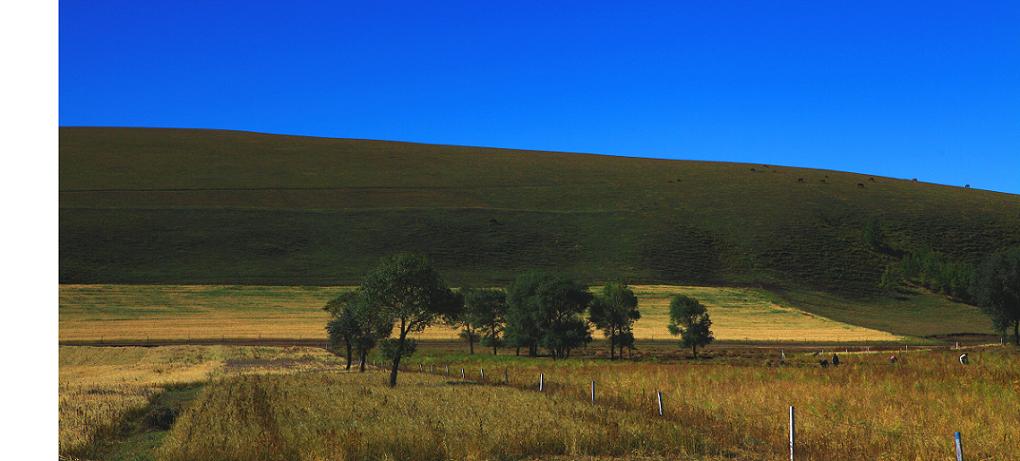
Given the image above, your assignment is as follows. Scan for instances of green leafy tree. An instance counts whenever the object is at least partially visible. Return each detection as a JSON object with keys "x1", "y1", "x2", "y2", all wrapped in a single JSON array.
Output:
[
  {"x1": 324, "y1": 291, "x2": 360, "y2": 369},
  {"x1": 361, "y1": 254, "x2": 462, "y2": 387},
  {"x1": 505, "y1": 272, "x2": 546, "y2": 357},
  {"x1": 325, "y1": 289, "x2": 391, "y2": 372},
  {"x1": 588, "y1": 282, "x2": 640, "y2": 359},
  {"x1": 862, "y1": 218, "x2": 887, "y2": 252},
  {"x1": 972, "y1": 247, "x2": 1020, "y2": 345},
  {"x1": 507, "y1": 271, "x2": 592, "y2": 359},
  {"x1": 667, "y1": 294, "x2": 714, "y2": 358},
  {"x1": 463, "y1": 288, "x2": 508, "y2": 355}
]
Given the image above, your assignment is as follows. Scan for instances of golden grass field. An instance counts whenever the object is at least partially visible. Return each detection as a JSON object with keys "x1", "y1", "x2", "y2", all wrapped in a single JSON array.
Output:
[
  {"x1": 59, "y1": 284, "x2": 902, "y2": 343},
  {"x1": 58, "y1": 345, "x2": 344, "y2": 459},
  {"x1": 412, "y1": 347, "x2": 1020, "y2": 461},
  {"x1": 60, "y1": 345, "x2": 1020, "y2": 461}
]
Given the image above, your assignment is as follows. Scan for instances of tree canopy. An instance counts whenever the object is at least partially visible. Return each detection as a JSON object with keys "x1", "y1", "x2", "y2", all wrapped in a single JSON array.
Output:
[
  {"x1": 667, "y1": 294, "x2": 714, "y2": 358},
  {"x1": 360, "y1": 253, "x2": 462, "y2": 386},
  {"x1": 462, "y1": 288, "x2": 508, "y2": 355},
  {"x1": 325, "y1": 289, "x2": 392, "y2": 372},
  {"x1": 588, "y1": 283, "x2": 640, "y2": 359},
  {"x1": 506, "y1": 271, "x2": 592, "y2": 359},
  {"x1": 972, "y1": 246, "x2": 1020, "y2": 345}
]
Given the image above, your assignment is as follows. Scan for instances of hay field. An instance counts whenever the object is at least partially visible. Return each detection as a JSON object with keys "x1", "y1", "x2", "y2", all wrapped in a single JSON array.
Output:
[
  {"x1": 60, "y1": 284, "x2": 901, "y2": 343},
  {"x1": 417, "y1": 347, "x2": 1020, "y2": 461},
  {"x1": 59, "y1": 345, "x2": 343, "y2": 458},
  {"x1": 61, "y1": 345, "x2": 1020, "y2": 461}
]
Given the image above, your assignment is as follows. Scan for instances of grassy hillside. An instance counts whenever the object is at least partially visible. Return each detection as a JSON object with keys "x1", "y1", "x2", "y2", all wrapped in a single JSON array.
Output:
[{"x1": 60, "y1": 127, "x2": 1020, "y2": 296}]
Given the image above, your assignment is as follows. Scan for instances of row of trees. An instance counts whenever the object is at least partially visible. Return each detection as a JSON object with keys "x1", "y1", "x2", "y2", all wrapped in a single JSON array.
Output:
[
  {"x1": 874, "y1": 236, "x2": 1020, "y2": 344},
  {"x1": 880, "y1": 247, "x2": 976, "y2": 301},
  {"x1": 326, "y1": 253, "x2": 715, "y2": 387}
]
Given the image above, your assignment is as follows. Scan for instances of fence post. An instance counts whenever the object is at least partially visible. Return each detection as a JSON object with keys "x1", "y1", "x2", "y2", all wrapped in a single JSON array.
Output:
[
  {"x1": 954, "y1": 432, "x2": 964, "y2": 461},
  {"x1": 591, "y1": 380, "x2": 596, "y2": 404},
  {"x1": 445, "y1": 364, "x2": 450, "y2": 376},
  {"x1": 789, "y1": 406, "x2": 796, "y2": 461},
  {"x1": 419, "y1": 363, "x2": 423, "y2": 372},
  {"x1": 460, "y1": 368, "x2": 466, "y2": 380},
  {"x1": 480, "y1": 368, "x2": 485, "y2": 381},
  {"x1": 539, "y1": 373, "x2": 544, "y2": 392},
  {"x1": 656, "y1": 390, "x2": 664, "y2": 416},
  {"x1": 504, "y1": 367, "x2": 509, "y2": 384}
]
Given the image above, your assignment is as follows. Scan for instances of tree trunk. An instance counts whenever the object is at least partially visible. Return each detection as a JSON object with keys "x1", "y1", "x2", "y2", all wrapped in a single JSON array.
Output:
[
  {"x1": 609, "y1": 330, "x2": 616, "y2": 360},
  {"x1": 344, "y1": 340, "x2": 353, "y2": 371},
  {"x1": 468, "y1": 332, "x2": 475, "y2": 355},
  {"x1": 1014, "y1": 320, "x2": 1019, "y2": 346},
  {"x1": 515, "y1": 347, "x2": 520, "y2": 356},
  {"x1": 692, "y1": 344, "x2": 698, "y2": 359},
  {"x1": 389, "y1": 328, "x2": 408, "y2": 387},
  {"x1": 358, "y1": 349, "x2": 367, "y2": 372}
]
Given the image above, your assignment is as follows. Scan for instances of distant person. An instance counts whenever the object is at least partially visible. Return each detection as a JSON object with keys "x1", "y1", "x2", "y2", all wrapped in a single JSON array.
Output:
[
  {"x1": 888, "y1": 354, "x2": 897, "y2": 364},
  {"x1": 831, "y1": 354, "x2": 840, "y2": 367},
  {"x1": 819, "y1": 359, "x2": 829, "y2": 368},
  {"x1": 959, "y1": 353, "x2": 969, "y2": 365}
]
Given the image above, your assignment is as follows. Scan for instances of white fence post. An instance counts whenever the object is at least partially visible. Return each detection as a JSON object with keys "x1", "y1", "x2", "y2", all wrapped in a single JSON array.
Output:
[
  {"x1": 460, "y1": 368, "x2": 465, "y2": 380},
  {"x1": 539, "y1": 372, "x2": 544, "y2": 392},
  {"x1": 480, "y1": 368, "x2": 485, "y2": 381},
  {"x1": 656, "y1": 391, "x2": 663, "y2": 416},
  {"x1": 591, "y1": 380, "x2": 596, "y2": 404},
  {"x1": 954, "y1": 432, "x2": 964, "y2": 461},
  {"x1": 789, "y1": 405, "x2": 796, "y2": 461}
]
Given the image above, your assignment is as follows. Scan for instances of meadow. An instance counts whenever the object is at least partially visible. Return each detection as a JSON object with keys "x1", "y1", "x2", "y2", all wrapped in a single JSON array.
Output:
[
  {"x1": 57, "y1": 283, "x2": 992, "y2": 344},
  {"x1": 60, "y1": 344, "x2": 1019, "y2": 461}
]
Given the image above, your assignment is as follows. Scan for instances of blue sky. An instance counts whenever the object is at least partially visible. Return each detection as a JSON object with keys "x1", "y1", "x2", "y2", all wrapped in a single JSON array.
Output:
[{"x1": 60, "y1": 1, "x2": 1019, "y2": 193}]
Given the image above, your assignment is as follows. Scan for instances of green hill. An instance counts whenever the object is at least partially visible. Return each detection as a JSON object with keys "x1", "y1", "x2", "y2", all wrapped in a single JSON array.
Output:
[{"x1": 60, "y1": 127, "x2": 1020, "y2": 298}]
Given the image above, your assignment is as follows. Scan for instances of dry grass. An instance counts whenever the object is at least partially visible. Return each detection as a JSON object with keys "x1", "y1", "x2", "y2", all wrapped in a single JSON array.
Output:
[
  {"x1": 60, "y1": 284, "x2": 901, "y2": 343},
  {"x1": 58, "y1": 345, "x2": 343, "y2": 458},
  {"x1": 60, "y1": 345, "x2": 1019, "y2": 461},
  {"x1": 158, "y1": 371, "x2": 706, "y2": 461},
  {"x1": 424, "y1": 347, "x2": 1020, "y2": 461}
]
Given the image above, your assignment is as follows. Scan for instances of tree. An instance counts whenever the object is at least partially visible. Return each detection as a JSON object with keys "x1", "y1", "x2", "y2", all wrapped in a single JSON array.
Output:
[
  {"x1": 588, "y1": 282, "x2": 640, "y2": 359},
  {"x1": 505, "y1": 272, "x2": 546, "y2": 357},
  {"x1": 449, "y1": 309, "x2": 481, "y2": 354},
  {"x1": 361, "y1": 254, "x2": 462, "y2": 386},
  {"x1": 506, "y1": 271, "x2": 592, "y2": 359},
  {"x1": 324, "y1": 291, "x2": 360, "y2": 369},
  {"x1": 325, "y1": 289, "x2": 391, "y2": 372},
  {"x1": 863, "y1": 218, "x2": 886, "y2": 252},
  {"x1": 667, "y1": 294, "x2": 714, "y2": 358},
  {"x1": 972, "y1": 247, "x2": 1020, "y2": 345},
  {"x1": 463, "y1": 288, "x2": 508, "y2": 355}
]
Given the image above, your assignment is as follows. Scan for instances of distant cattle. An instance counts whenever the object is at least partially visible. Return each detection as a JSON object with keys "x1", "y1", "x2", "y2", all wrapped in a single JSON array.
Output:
[{"x1": 819, "y1": 359, "x2": 829, "y2": 368}]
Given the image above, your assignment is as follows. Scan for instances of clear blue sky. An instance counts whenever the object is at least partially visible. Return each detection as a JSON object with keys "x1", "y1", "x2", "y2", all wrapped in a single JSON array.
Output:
[{"x1": 60, "y1": 1, "x2": 1019, "y2": 193}]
